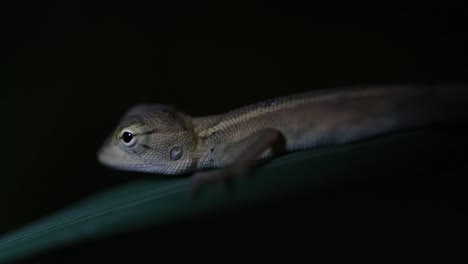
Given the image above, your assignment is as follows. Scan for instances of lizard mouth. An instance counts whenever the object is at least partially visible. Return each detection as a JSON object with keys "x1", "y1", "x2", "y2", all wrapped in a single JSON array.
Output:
[
  {"x1": 96, "y1": 144, "x2": 189, "y2": 175},
  {"x1": 96, "y1": 146, "x2": 155, "y2": 172}
]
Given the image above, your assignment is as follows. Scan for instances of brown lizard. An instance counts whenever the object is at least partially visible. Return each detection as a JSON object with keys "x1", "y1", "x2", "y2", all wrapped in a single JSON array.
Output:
[{"x1": 97, "y1": 84, "x2": 468, "y2": 194}]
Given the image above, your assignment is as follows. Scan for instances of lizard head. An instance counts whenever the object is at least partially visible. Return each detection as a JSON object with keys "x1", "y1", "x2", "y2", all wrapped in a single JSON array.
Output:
[{"x1": 97, "y1": 104, "x2": 198, "y2": 175}]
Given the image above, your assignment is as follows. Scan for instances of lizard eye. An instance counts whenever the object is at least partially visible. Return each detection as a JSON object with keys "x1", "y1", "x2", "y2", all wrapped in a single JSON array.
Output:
[{"x1": 121, "y1": 131, "x2": 136, "y2": 147}]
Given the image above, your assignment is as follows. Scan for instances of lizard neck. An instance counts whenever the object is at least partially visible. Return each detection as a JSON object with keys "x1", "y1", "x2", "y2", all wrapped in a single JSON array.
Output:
[{"x1": 191, "y1": 115, "x2": 225, "y2": 169}]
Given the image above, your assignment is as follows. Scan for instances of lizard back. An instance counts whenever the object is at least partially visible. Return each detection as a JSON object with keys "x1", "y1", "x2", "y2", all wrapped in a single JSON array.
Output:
[{"x1": 194, "y1": 84, "x2": 468, "y2": 168}]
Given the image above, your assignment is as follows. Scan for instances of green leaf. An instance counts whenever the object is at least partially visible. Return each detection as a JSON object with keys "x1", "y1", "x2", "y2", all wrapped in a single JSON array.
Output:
[{"x1": 1, "y1": 126, "x2": 467, "y2": 263}]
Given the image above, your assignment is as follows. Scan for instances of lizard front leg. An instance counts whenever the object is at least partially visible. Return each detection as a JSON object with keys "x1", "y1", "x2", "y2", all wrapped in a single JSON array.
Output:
[{"x1": 191, "y1": 128, "x2": 285, "y2": 196}]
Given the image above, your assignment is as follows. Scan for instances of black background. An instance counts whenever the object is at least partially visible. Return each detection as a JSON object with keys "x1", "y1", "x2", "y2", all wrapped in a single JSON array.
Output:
[{"x1": 5, "y1": 0, "x2": 468, "y2": 262}]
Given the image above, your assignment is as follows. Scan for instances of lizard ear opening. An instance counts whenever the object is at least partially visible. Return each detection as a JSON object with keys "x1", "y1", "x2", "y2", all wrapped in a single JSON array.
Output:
[{"x1": 170, "y1": 147, "x2": 183, "y2": 160}]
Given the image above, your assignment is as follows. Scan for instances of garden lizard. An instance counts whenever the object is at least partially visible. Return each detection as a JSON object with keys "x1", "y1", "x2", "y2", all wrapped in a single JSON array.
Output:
[{"x1": 97, "y1": 84, "x2": 468, "y2": 194}]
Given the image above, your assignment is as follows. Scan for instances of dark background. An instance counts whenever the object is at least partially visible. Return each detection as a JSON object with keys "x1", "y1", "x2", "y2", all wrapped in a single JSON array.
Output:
[{"x1": 5, "y1": 0, "x2": 468, "y2": 262}]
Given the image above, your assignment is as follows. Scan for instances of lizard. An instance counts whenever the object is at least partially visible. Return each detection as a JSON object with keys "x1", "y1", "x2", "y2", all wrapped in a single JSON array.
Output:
[{"x1": 97, "y1": 84, "x2": 468, "y2": 195}]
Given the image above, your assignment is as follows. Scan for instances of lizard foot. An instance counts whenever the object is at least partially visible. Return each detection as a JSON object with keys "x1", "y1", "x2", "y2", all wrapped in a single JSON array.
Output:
[{"x1": 190, "y1": 167, "x2": 247, "y2": 197}]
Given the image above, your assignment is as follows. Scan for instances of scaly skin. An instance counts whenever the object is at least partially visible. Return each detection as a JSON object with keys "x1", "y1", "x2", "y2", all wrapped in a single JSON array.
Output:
[{"x1": 97, "y1": 84, "x2": 468, "y2": 178}]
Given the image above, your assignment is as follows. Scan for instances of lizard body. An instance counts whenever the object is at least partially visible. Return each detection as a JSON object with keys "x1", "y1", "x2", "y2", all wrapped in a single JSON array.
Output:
[{"x1": 97, "y1": 84, "x2": 468, "y2": 182}]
